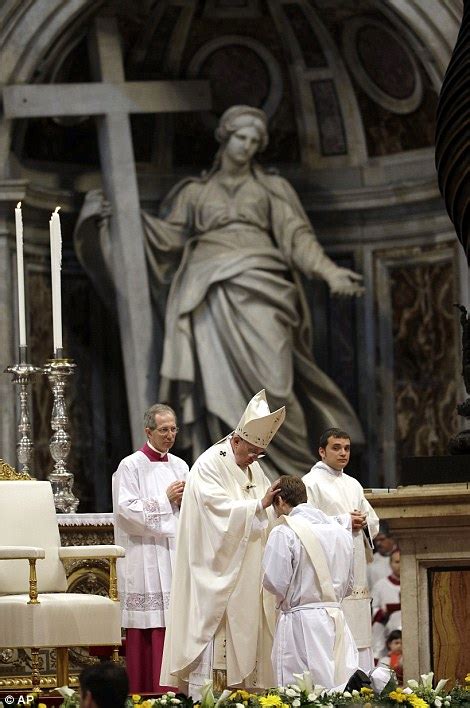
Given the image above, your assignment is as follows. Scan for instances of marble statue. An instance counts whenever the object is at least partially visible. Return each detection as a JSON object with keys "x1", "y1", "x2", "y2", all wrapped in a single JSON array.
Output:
[{"x1": 76, "y1": 106, "x2": 365, "y2": 476}]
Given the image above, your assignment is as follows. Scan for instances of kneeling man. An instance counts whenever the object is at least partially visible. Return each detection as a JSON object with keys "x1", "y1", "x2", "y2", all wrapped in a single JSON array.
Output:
[{"x1": 262, "y1": 475, "x2": 358, "y2": 689}]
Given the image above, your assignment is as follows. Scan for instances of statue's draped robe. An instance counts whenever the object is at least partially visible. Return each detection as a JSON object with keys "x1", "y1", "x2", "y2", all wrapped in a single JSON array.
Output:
[
  {"x1": 75, "y1": 167, "x2": 363, "y2": 476},
  {"x1": 160, "y1": 438, "x2": 276, "y2": 690},
  {"x1": 145, "y1": 168, "x2": 363, "y2": 475}
]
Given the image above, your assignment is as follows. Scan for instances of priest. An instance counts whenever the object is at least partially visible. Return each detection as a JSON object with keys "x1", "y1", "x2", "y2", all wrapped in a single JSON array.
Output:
[
  {"x1": 160, "y1": 390, "x2": 285, "y2": 697},
  {"x1": 262, "y1": 475, "x2": 358, "y2": 688},
  {"x1": 112, "y1": 404, "x2": 189, "y2": 693},
  {"x1": 302, "y1": 428, "x2": 380, "y2": 672}
]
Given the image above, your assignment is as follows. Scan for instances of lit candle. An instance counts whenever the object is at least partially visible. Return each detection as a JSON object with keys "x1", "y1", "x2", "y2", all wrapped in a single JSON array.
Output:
[
  {"x1": 15, "y1": 202, "x2": 27, "y2": 348},
  {"x1": 49, "y1": 207, "x2": 63, "y2": 355}
]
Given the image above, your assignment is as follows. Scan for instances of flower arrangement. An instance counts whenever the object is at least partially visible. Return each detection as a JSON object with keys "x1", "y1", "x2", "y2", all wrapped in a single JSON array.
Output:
[{"x1": 52, "y1": 671, "x2": 470, "y2": 708}]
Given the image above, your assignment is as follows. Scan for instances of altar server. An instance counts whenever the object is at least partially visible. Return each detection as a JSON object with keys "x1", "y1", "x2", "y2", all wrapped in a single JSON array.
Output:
[
  {"x1": 303, "y1": 428, "x2": 380, "y2": 672},
  {"x1": 263, "y1": 475, "x2": 358, "y2": 688}
]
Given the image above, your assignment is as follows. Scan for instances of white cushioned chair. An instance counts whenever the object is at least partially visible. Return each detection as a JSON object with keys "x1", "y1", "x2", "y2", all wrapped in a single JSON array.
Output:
[{"x1": 0, "y1": 479, "x2": 125, "y2": 687}]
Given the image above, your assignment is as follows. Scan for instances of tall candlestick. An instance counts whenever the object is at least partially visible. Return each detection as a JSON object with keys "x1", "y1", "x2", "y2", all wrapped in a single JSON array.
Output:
[
  {"x1": 49, "y1": 207, "x2": 63, "y2": 356},
  {"x1": 15, "y1": 202, "x2": 27, "y2": 350}
]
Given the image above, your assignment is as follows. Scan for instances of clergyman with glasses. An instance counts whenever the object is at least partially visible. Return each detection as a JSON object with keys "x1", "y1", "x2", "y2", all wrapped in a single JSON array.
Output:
[
  {"x1": 112, "y1": 403, "x2": 188, "y2": 694},
  {"x1": 160, "y1": 389, "x2": 285, "y2": 698}
]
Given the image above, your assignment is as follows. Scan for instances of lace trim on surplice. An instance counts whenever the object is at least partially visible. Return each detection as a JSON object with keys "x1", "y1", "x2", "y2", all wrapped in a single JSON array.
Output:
[
  {"x1": 125, "y1": 591, "x2": 171, "y2": 611},
  {"x1": 143, "y1": 498, "x2": 165, "y2": 532}
]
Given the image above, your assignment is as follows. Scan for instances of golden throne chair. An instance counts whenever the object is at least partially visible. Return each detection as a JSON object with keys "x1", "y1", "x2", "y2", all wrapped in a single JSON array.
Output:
[{"x1": 0, "y1": 469, "x2": 125, "y2": 688}]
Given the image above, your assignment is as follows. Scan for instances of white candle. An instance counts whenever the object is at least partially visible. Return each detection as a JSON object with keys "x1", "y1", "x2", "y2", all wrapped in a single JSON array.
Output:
[
  {"x1": 49, "y1": 207, "x2": 63, "y2": 354},
  {"x1": 15, "y1": 202, "x2": 27, "y2": 348}
]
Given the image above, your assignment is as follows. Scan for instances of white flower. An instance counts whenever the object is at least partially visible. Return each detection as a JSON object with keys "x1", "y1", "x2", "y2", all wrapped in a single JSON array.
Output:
[
  {"x1": 351, "y1": 690, "x2": 359, "y2": 697},
  {"x1": 434, "y1": 698, "x2": 442, "y2": 707},
  {"x1": 403, "y1": 688, "x2": 413, "y2": 694},
  {"x1": 420, "y1": 672, "x2": 435, "y2": 689},
  {"x1": 166, "y1": 693, "x2": 176, "y2": 698},
  {"x1": 407, "y1": 680, "x2": 419, "y2": 690},
  {"x1": 435, "y1": 679, "x2": 449, "y2": 693},
  {"x1": 236, "y1": 704, "x2": 244, "y2": 708},
  {"x1": 170, "y1": 700, "x2": 181, "y2": 705},
  {"x1": 285, "y1": 688, "x2": 297, "y2": 697},
  {"x1": 215, "y1": 690, "x2": 232, "y2": 708},
  {"x1": 444, "y1": 701, "x2": 450, "y2": 706},
  {"x1": 200, "y1": 680, "x2": 215, "y2": 708},
  {"x1": 293, "y1": 701, "x2": 301, "y2": 707},
  {"x1": 292, "y1": 672, "x2": 313, "y2": 694}
]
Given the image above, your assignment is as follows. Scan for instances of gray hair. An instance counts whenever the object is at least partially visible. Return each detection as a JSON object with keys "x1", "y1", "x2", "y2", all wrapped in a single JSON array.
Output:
[{"x1": 144, "y1": 403, "x2": 177, "y2": 430}]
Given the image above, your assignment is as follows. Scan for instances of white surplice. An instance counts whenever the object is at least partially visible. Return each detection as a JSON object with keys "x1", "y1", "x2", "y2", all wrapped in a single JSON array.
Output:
[
  {"x1": 302, "y1": 461, "x2": 379, "y2": 668},
  {"x1": 160, "y1": 438, "x2": 276, "y2": 693},
  {"x1": 371, "y1": 574, "x2": 401, "y2": 660},
  {"x1": 262, "y1": 504, "x2": 358, "y2": 688},
  {"x1": 112, "y1": 445, "x2": 189, "y2": 628}
]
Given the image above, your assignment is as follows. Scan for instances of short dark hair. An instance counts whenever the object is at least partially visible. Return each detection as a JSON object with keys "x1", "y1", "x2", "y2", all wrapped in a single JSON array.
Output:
[
  {"x1": 79, "y1": 662, "x2": 129, "y2": 708},
  {"x1": 386, "y1": 629, "x2": 402, "y2": 646},
  {"x1": 319, "y1": 427, "x2": 350, "y2": 450},
  {"x1": 274, "y1": 475, "x2": 307, "y2": 507}
]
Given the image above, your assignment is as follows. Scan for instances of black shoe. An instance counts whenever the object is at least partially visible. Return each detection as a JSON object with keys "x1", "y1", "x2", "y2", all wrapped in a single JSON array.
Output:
[{"x1": 344, "y1": 669, "x2": 372, "y2": 693}]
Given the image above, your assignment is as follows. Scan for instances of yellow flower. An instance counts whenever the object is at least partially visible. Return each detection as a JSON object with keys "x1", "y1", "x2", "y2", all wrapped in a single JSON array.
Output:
[
  {"x1": 259, "y1": 695, "x2": 283, "y2": 708},
  {"x1": 38, "y1": 704, "x2": 47, "y2": 708},
  {"x1": 132, "y1": 696, "x2": 142, "y2": 704},
  {"x1": 230, "y1": 691, "x2": 252, "y2": 701},
  {"x1": 465, "y1": 673, "x2": 470, "y2": 684},
  {"x1": 407, "y1": 697, "x2": 428, "y2": 708},
  {"x1": 140, "y1": 701, "x2": 152, "y2": 708},
  {"x1": 388, "y1": 690, "x2": 407, "y2": 703},
  {"x1": 360, "y1": 687, "x2": 374, "y2": 696}
]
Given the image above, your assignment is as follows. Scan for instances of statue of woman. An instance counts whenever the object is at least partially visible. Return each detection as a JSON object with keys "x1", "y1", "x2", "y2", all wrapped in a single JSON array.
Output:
[{"x1": 76, "y1": 105, "x2": 364, "y2": 476}]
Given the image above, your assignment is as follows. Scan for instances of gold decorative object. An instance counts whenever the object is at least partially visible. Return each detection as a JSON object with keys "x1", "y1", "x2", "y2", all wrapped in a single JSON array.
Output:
[
  {"x1": 212, "y1": 669, "x2": 227, "y2": 694},
  {"x1": 0, "y1": 459, "x2": 30, "y2": 480},
  {"x1": 43, "y1": 358, "x2": 79, "y2": 512},
  {"x1": 27, "y1": 559, "x2": 39, "y2": 605}
]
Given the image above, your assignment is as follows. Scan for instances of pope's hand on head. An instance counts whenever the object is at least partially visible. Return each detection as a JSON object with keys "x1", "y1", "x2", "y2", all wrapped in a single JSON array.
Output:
[
  {"x1": 167, "y1": 480, "x2": 185, "y2": 505},
  {"x1": 261, "y1": 480, "x2": 281, "y2": 509}
]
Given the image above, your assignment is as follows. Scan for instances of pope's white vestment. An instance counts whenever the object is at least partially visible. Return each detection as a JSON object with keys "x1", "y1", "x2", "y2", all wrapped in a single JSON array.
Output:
[
  {"x1": 160, "y1": 438, "x2": 276, "y2": 693},
  {"x1": 112, "y1": 445, "x2": 189, "y2": 628},
  {"x1": 262, "y1": 504, "x2": 358, "y2": 688},
  {"x1": 302, "y1": 461, "x2": 379, "y2": 670}
]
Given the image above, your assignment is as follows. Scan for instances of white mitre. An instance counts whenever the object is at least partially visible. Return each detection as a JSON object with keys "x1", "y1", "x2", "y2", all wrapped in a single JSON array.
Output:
[{"x1": 235, "y1": 389, "x2": 286, "y2": 448}]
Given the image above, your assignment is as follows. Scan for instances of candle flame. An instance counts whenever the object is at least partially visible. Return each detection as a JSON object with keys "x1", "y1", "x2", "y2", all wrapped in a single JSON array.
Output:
[{"x1": 17, "y1": 202, "x2": 21, "y2": 209}]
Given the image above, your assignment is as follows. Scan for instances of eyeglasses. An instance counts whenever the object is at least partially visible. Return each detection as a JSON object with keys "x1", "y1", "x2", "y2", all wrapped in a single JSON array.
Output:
[{"x1": 154, "y1": 427, "x2": 179, "y2": 435}]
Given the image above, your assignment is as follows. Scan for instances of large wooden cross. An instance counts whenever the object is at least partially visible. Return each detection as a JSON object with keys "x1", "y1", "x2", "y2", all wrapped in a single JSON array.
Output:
[{"x1": 3, "y1": 16, "x2": 211, "y2": 447}]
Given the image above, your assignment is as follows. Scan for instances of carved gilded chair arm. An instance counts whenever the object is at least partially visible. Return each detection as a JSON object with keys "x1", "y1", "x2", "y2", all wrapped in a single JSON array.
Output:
[
  {"x1": 58, "y1": 545, "x2": 125, "y2": 601},
  {"x1": 0, "y1": 546, "x2": 45, "y2": 560},
  {"x1": 0, "y1": 547, "x2": 45, "y2": 604}
]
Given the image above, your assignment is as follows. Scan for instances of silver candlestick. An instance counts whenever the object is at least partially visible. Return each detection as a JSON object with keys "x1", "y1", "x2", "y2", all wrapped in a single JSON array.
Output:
[
  {"x1": 43, "y1": 358, "x2": 79, "y2": 513},
  {"x1": 4, "y1": 347, "x2": 41, "y2": 477}
]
